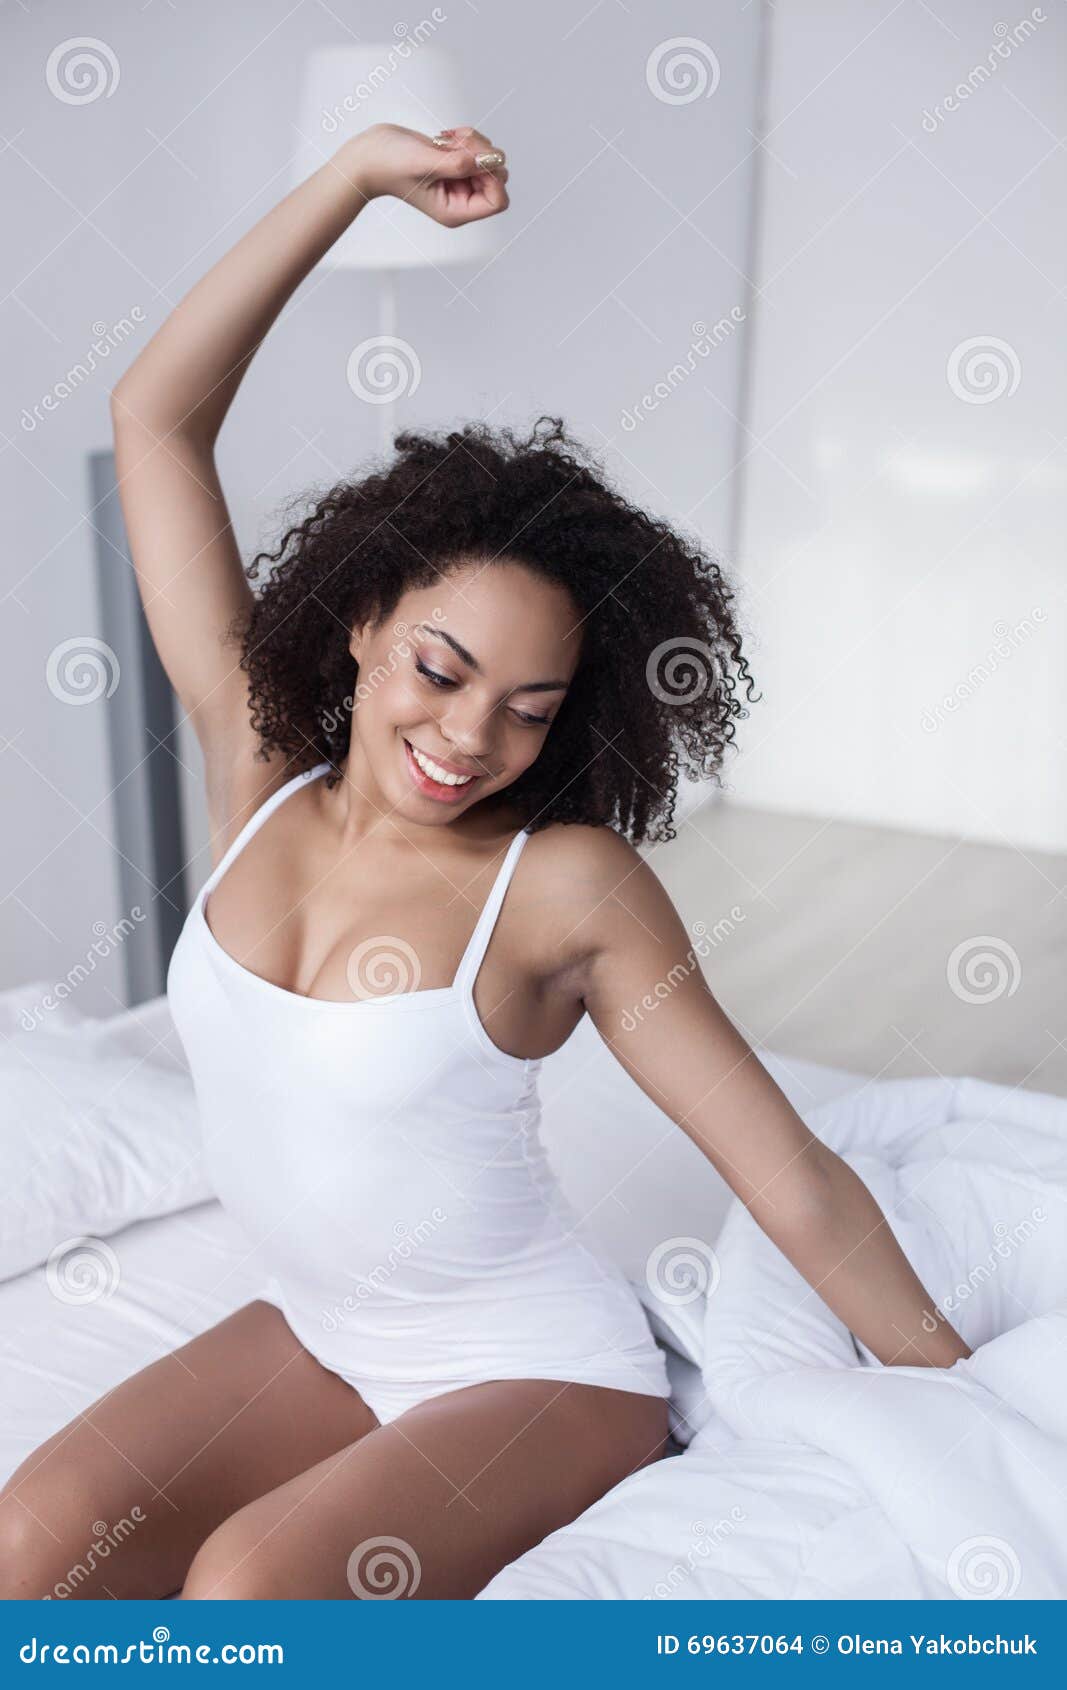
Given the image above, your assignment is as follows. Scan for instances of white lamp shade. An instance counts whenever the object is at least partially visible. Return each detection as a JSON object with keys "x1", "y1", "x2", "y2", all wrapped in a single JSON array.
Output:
[{"x1": 292, "y1": 43, "x2": 501, "y2": 271}]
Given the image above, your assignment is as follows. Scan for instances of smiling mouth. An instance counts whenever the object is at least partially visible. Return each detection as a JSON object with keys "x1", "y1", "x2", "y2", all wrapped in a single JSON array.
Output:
[{"x1": 402, "y1": 737, "x2": 482, "y2": 798}]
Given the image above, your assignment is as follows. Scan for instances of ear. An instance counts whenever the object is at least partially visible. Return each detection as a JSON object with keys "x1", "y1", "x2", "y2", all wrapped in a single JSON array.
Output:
[{"x1": 348, "y1": 620, "x2": 368, "y2": 663}]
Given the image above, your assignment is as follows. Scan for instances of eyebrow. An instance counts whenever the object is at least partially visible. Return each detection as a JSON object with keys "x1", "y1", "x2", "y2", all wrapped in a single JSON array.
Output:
[{"x1": 416, "y1": 623, "x2": 571, "y2": 693}]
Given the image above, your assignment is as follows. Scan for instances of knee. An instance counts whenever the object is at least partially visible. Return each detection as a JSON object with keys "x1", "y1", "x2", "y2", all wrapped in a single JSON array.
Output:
[
  {"x1": 0, "y1": 1488, "x2": 52, "y2": 1599},
  {"x1": 180, "y1": 1514, "x2": 287, "y2": 1601},
  {"x1": 0, "y1": 1452, "x2": 127, "y2": 1600}
]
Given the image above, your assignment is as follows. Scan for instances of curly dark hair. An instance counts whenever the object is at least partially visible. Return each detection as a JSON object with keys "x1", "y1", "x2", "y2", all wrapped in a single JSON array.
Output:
[{"x1": 232, "y1": 416, "x2": 759, "y2": 845}]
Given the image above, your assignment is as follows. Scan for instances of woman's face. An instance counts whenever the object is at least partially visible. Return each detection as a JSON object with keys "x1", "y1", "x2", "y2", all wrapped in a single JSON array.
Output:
[{"x1": 347, "y1": 560, "x2": 582, "y2": 823}]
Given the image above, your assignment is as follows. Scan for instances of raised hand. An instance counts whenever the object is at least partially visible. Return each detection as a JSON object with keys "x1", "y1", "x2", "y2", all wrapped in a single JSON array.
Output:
[{"x1": 345, "y1": 122, "x2": 510, "y2": 228}]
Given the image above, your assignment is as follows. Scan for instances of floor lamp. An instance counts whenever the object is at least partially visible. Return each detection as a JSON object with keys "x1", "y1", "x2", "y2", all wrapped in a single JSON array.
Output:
[{"x1": 293, "y1": 44, "x2": 501, "y2": 455}]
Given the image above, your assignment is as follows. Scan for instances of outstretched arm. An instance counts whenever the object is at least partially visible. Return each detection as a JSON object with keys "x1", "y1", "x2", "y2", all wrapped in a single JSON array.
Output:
[
  {"x1": 107, "y1": 123, "x2": 508, "y2": 855},
  {"x1": 568, "y1": 828, "x2": 971, "y2": 1368}
]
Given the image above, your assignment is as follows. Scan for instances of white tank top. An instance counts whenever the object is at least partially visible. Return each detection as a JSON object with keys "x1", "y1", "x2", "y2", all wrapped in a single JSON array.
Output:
[{"x1": 166, "y1": 761, "x2": 670, "y2": 1422}]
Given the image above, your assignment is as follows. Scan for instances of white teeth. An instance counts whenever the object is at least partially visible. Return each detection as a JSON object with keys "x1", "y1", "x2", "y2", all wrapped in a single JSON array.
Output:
[{"x1": 408, "y1": 742, "x2": 475, "y2": 786}]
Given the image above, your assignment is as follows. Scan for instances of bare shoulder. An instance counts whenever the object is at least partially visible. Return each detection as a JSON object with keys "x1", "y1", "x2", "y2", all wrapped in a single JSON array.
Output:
[
  {"x1": 520, "y1": 818, "x2": 644, "y2": 887},
  {"x1": 515, "y1": 820, "x2": 679, "y2": 990}
]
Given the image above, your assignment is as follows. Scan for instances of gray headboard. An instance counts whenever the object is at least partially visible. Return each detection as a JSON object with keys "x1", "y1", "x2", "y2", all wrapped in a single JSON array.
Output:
[{"x1": 90, "y1": 448, "x2": 189, "y2": 1006}]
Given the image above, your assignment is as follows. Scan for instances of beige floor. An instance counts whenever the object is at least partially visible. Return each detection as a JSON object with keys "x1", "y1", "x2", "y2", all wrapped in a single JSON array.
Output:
[{"x1": 645, "y1": 794, "x2": 1067, "y2": 1100}]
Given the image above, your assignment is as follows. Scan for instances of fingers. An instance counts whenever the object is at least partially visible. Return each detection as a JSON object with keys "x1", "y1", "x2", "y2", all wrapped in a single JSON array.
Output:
[
  {"x1": 478, "y1": 170, "x2": 509, "y2": 214},
  {"x1": 430, "y1": 124, "x2": 507, "y2": 176},
  {"x1": 419, "y1": 124, "x2": 509, "y2": 224}
]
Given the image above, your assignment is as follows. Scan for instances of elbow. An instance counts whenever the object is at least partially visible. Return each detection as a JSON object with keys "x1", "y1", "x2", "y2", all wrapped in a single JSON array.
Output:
[
  {"x1": 108, "y1": 379, "x2": 141, "y2": 435},
  {"x1": 109, "y1": 362, "x2": 172, "y2": 433},
  {"x1": 109, "y1": 379, "x2": 210, "y2": 449},
  {"x1": 753, "y1": 1144, "x2": 839, "y2": 1239},
  {"x1": 109, "y1": 377, "x2": 151, "y2": 430}
]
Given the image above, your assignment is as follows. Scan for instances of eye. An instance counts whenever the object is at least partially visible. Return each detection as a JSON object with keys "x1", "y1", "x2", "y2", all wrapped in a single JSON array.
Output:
[
  {"x1": 415, "y1": 657, "x2": 455, "y2": 689},
  {"x1": 416, "y1": 655, "x2": 552, "y2": 727}
]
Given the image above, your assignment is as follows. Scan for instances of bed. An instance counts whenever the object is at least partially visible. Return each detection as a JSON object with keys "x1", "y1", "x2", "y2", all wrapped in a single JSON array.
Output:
[{"x1": 3, "y1": 978, "x2": 1065, "y2": 1601}]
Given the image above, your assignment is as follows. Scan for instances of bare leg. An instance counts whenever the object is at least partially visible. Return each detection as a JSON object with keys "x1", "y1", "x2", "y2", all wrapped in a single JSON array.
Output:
[
  {"x1": 180, "y1": 1378, "x2": 669, "y2": 1599},
  {"x1": 0, "y1": 1302, "x2": 378, "y2": 1599}
]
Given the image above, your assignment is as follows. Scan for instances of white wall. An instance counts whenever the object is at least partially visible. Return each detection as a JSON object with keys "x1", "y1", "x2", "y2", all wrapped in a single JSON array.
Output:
[
  {"x1": 1, "y1": 1, "x2": 763, "y2": 1010},
  {"x1": 731, "y1": 0, "x2": 1066, "y2": 851}
]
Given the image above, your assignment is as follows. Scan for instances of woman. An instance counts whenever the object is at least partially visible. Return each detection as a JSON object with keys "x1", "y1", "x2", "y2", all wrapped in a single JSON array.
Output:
[{"x1": 0, "y1": 122, "x2": 968, "y2": 1602}]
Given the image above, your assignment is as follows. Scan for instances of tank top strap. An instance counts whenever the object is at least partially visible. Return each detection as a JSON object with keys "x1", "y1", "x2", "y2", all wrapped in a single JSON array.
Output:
[
  {"x1": 199, "y1": 761, "x2": 332, "y2": 901},
  {"x1": 452, "y1": 827, "x2": 532, "y2": 996}
]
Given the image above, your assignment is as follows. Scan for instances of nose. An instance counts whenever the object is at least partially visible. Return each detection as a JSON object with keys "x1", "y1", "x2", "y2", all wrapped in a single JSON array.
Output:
[{"x1": 437, "y1": 692, "x2": 495, "y2": 765}]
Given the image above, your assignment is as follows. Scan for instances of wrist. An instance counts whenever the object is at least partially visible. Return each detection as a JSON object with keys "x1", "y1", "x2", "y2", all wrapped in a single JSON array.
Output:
[{"x1": 335, "y1": 132, "x2": 383, "y2": 202}]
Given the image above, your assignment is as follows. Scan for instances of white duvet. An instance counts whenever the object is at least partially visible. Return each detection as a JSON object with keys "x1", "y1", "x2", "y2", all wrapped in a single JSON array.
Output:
[
  {"x1": 480, "y1": 1073, "x2": 1067, "y2": 1600},
  {"x1": 3, "y1": 982, "x2": 1065, "y2": 1601}
]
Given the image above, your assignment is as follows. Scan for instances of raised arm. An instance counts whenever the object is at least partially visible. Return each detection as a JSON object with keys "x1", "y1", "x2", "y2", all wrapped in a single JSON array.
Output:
[
  {"x1": 565, "y1": 827, "x2": 971, "y2": 1369},
  {"x1": 108, "y1": 122, "x2": 508, "y2": 854}
]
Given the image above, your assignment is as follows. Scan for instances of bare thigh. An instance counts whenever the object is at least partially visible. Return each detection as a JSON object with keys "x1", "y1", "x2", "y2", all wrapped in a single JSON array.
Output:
[
  {"x1": 180, "y1": 1378, "x2": 670, "y2": 1600},
  {"x1": 0, "y1": 1302, "x2": 378, "y2": 1599}
]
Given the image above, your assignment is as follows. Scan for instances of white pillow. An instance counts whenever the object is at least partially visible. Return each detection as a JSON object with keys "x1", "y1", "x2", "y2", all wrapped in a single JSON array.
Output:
[{"x1": 0, "y1": 982, "x2": 210, "y2": 1284}]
